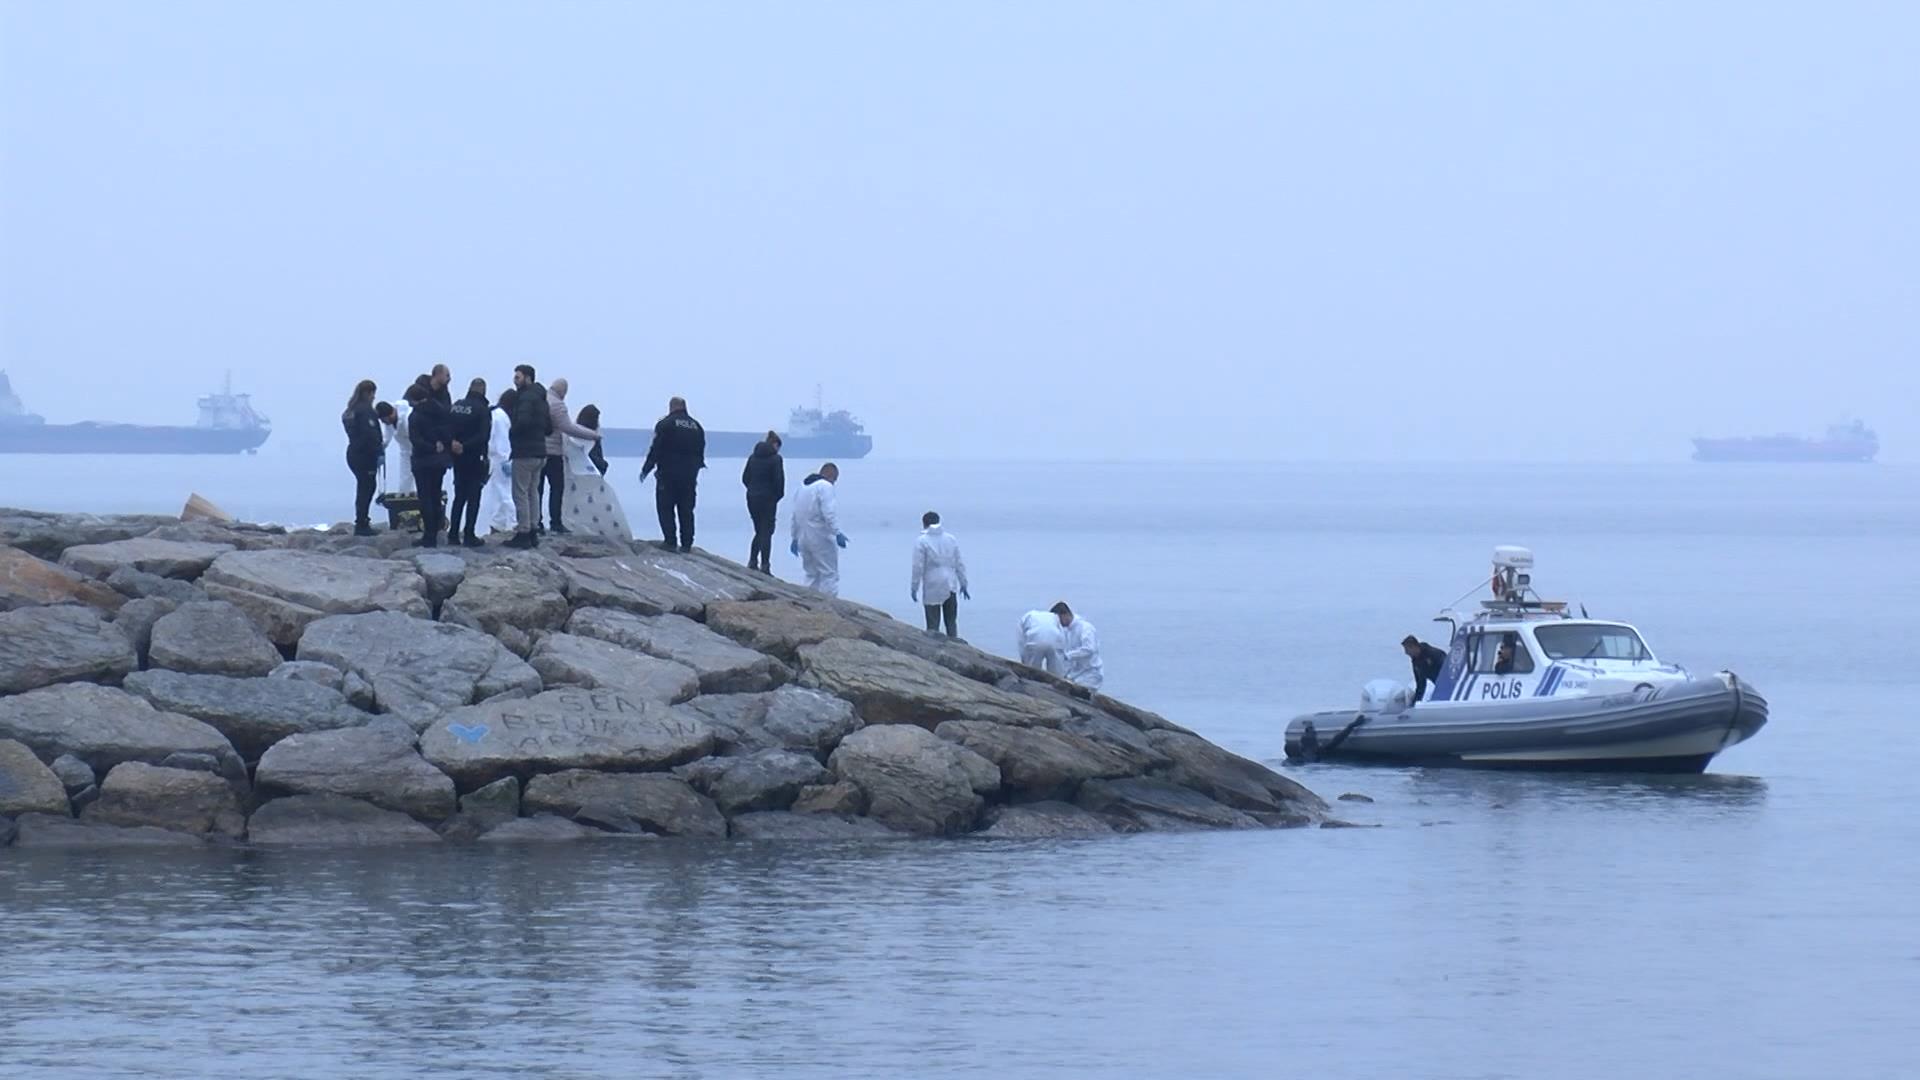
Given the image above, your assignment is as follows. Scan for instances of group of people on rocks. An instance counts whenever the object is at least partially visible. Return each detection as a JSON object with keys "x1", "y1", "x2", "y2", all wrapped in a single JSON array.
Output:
[
  {"x1": 340, "y1": 371, "x2": 1103, "y2": 686},
  {"x1": 341, "y1": 364, "x2": 629, "y2": 549}
]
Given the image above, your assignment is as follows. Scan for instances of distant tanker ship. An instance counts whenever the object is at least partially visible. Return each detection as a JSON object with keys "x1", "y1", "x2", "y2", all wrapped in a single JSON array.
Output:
[
  {"x1": 0, "y1": 371, "x2": 272, "y2": 455},
  {"x1": 1691, "y1": 421, "x2": 1877, "y2": 464},
  {"x1": 600, "y1": 399, "x2": 873, "y2": 460}
]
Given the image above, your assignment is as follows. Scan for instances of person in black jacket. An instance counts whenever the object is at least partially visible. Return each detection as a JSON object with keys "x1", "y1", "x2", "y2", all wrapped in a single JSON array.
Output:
[
  {"x1": 341, "y1": 379, "x2": 383, "y2": 536},
  {"x1": 1403, "y1": 635, "x2": 1450, "y2": 703},
  {"x1": 429, "y1": 364, "x2": 454, "y2": 408},
  {"x1": 505, "y1": 364, "x2": 552, "y2": 549},
  {"x1": 446, "y1": 377, "x2": 491, "y2": 548},
  {"x1": 740, "y1": 431, "x2": 784, "y2": 572},
  {"x1": 639, "y1": 396, "x2": 706, "y2": 552},
  {"x1": 405, "y1": 383, "x2": 458, "y2": 548},
  {"x1": 577, "y1": 404, "x2": 610, "y2": 476}
]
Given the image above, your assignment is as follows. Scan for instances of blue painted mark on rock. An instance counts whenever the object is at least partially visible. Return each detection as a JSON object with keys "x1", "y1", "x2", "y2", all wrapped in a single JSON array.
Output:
[{"x1": 448, "y1": 722, "x2": 489, "y2": 744}]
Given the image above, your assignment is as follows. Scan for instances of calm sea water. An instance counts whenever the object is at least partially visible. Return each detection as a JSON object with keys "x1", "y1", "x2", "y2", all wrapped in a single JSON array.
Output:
[{"x1": 2, "y1": 453, "x2": 1917, "y2": 1079}]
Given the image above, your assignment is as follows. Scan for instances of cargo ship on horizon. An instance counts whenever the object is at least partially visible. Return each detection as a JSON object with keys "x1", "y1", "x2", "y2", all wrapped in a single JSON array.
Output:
[
  {"x1": 600, "y1": 399, "x2": 873, "y2": 460},
  {"x1": 0, "y1": 371, "x2": 273, "y2": 455},
  {"x1": 1691, "y1": 420, "x2": 1877, "y2": 463}
]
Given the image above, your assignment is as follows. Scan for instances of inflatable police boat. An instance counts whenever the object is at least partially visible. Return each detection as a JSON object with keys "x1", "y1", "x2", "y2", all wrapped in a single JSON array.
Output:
[{"x1": 1284, "y1": 547, "x2": 1767, "y2": 773}]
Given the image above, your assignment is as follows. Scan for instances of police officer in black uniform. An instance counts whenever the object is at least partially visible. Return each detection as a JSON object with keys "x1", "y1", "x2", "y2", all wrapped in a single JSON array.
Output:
[
  {"x1": 1403, "y1": 634, "x2": 1449, "y2": 702},
  {"x1": 446, "y1": 377, "x2": 491, "y2": 547},
  {"x1": 639, "y1": 396, "x2": 706, "y2": 552}
]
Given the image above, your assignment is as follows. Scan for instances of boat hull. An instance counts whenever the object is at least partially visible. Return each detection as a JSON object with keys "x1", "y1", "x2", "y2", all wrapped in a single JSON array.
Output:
[
  {"x1": 1284, "y1": 675, "x2": 1766, "y2": 774},
  {"x1": 1691, "y1": 438, "x2": 1875, "y2": 463},
  {"x1": 598, "y1": 427, "x2": 872, "y2": 460},
  {"x1": 0, "y1": 422, "x2": 271, "y2": 455}
]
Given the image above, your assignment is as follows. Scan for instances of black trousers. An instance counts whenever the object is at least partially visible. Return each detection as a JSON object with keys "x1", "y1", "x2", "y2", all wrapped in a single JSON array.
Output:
[
  {"x1": 657, "y1": 474, "x2": 697, "y2": 548},
  {"x1": 924, "y1": 596, "x2": 958, "y2": 637},
  {"x1": 449, "y1": 457, "x2": 488, "y2": 539},
  {"x1": 412, "y1": 464, "x2": 447, "y2": 545},
  {"x1": 347, "y1": 452, "x2": 379, "y2": 527},
  {"x1": 746, "y1": 495, "x2": 779, "y2": 568},
  {"x1": 542, "y1": 455, "x2": 566, "y2": 529}
]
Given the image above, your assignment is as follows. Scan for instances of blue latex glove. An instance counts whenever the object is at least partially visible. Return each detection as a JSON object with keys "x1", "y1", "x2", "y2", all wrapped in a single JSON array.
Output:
[
  {"x1": 961, "y1": 588, "x2": 971, "y2": 601},
  {"x1": 789, "y1": 540, "x2": 800, "y2": 556},
  {"x1": 835, "y1": 533, "x2": 848, "y2": 549},
  {"x1": 910, "y1": 588, "x2": 919, "y2": 602}
]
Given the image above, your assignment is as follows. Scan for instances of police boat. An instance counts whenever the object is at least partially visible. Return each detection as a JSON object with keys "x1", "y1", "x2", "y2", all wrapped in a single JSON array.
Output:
[{"x1": 1284, "y1": 547, "x2": 1767, "y2": 773}]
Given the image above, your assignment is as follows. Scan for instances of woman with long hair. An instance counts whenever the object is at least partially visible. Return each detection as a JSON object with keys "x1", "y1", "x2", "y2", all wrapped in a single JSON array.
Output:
[{"x1": 341, "y1": 379, "x2": 383, "y2": 536}]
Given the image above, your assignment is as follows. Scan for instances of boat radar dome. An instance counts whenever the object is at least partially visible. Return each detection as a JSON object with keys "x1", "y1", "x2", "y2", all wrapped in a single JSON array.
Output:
[{"x1": 1490, "y1": 545, "x2": 1534, "y2": 601}]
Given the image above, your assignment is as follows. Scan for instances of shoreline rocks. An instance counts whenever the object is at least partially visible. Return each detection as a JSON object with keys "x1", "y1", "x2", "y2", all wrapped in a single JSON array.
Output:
[{"x1": 0, "y1": 506, "x2": 1326, "y2": 848}]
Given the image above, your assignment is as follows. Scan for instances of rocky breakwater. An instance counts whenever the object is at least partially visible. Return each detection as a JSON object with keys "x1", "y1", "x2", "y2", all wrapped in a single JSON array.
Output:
[{"x1": 0, "y1": 507, "x2": 1326, "y2": 849}]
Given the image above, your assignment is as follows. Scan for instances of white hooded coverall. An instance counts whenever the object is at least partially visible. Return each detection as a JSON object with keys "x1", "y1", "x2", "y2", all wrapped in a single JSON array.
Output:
[
  {"x1": 911, "y1": 525, "x2": 967, "y2": 606},
  {"x1": 1017, "y1": 610, "x2": 1066, "y2": 674},
  {"x1": 1061, "y1": 616, "x2": 1105, "y2": 690},
  {"x1": 789, "y1": 475, "x2": 842, "y2": 596},
  {"x1": 384, "y1": 400, "x2": 416, "y2": 496},
  {"x1": 476, "y1": 408, "x2": 515, "y2": 534}
]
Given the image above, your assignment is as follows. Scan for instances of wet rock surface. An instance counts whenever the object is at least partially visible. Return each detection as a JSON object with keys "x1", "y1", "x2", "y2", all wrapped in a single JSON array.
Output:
[{"x1": 0, "y1": 507, "x2": 1327, "y2": 847}]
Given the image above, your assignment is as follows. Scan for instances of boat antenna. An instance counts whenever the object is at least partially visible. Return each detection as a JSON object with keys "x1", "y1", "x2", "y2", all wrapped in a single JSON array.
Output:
[{"x1": 814, "y1": 383, "x2": 824, "y2": 413}]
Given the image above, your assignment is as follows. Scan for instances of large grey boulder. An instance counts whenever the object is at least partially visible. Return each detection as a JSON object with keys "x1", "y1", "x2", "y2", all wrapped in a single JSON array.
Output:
[
  {"x1": 459, "y1": 776, "x2": 521, "y2": 832},
  {"x1": 566, "y1": 608, "x2": 790, "y2": 693},
  {"x1": 528, "y1": 633, "x2": 701, "y2": 704},
  {"x1": 439, "y1": 562, "x2": 570, "y2": 647},
  {"x1": 268, "y1": 660, "x2": 344, "y2": 692},
  {"x1": 935, "y1": 720, "x2": 1137, "y2": 801},
  {"x1": 81, "y1": 762, "x2": 245, "y2": 837},
  {"x1": 522, "y1": 769, "x2": 727, "y2": 838},
  {"x1": 980, "y1": 801, "x2": 1118, "y2": 839},
  {"x1": 702, "y1": 749, "x2": 831, "y2": 816},
  {"x1": 0, "y1": 738, "x2": 71, "y2": 816},
  {"x1": 200, "y1": 549, "x2": 430, "y2": 647},
  {"x1": 247, "y1": 794, "x2": 442, "y2": 845},
  {"x1": 408, "y1": 551, "x2": 467, "y2": 605},
  {"x1": 833, "y1": 602, "x2": 1016, "y2": 685},
  {"x1": 105, "y1": 566, "x2": 210, "y2": 604},
  {"x1": 703, "y1": 600, "x2": 864, "y2": 662},
  {"x1": 147, "y1": 600, "x2": 283, "y2": 678},
  {"x1": 798, "y1": 638, "x2": 1072, "y2": 730},
  {"x1": 1075, "y1": 777, "x2": 1261, "y2": 832},
  {"x1": 122, "y1": 669, "x2": 369, "y2": 761},
  {"x1": 297, "y1": 610, "x2": 541, "y2": 728},
  {"x1": 478, "y1": 814, "x2": 605, "y2": 843},
  {"x1": 0, "y1": 511, "x2": 176, "y2": 560},
  {"x1": 827, "y1": 725, "x2": 987, "y2": 836},
  {"x1": 113, "y1": 596, "x2": 179, "y2": 665},
  {"x1": 59, "y1": 537, "x2": 234, "y2": 581},
  {"x1": 256, "y1": 725, "x2": 457, "y2": 820},
  {"x1": 420, "y1": 688, "x2": 715, "y2": 790},
  {"x1": 0, "y1": 605, "x2": 137, "y2": 694},
  {"x1": 50, "y1": 754, "x2": 95, "y2": 797},
  {"x1": 791, "y1": 781, "x2": 866, "y2": 816},
  {"x1": 0, "y1": 684, "x2": 243, "y2": 782},
  {"x1": 11, "y1": 813, "x2": 204, "y2": 848},
  {"x1": 679, "y1": 686, "x2": 860, "y2": 758},
  {"x1": 560, "y1": 552, "x2": 758, "y2": 619},
  {"x1": 728, "y1": 811, "x2": 902, "y2": 841},
  {"x1": 0, "y1": 545, "x2": 125, "y2": 613},
  {"x1": 1146, "y1": 730, "x2": 1328, "y2": 819}
]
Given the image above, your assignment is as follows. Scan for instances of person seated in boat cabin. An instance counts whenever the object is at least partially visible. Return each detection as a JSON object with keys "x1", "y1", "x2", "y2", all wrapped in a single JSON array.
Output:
[{"x1": 1493, "y1": 634, "x2": 1535, "y2": 676}]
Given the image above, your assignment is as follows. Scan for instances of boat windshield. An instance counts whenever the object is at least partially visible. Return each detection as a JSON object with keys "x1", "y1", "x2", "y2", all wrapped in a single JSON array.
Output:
[{"x1": 1534, "y1": 624, "x2": 1651, "y2": 661}]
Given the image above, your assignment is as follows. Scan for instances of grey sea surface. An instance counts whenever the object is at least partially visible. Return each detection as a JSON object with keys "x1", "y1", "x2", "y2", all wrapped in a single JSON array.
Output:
[{"x1": 2, "y1": 455, "x2": 1916, "y2": 1078}]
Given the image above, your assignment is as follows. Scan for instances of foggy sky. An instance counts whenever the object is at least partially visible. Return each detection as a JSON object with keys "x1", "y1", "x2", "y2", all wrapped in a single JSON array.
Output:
[{"x1": 2, "y1": 2, "x2": 1914, "y2": 461}]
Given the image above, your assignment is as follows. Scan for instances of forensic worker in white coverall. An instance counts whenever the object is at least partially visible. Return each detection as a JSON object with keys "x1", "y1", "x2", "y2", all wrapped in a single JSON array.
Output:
[
  {"x1": 1018, "y1": 608, "x2": 1067, "y2": 674},
  {"x1": 476, "y1": 394, "x2": 516, "y2": 536},
  {"x1": 910, "y1": 510, "x2": 969, "y2": 637},
  {"x1": 384, "y1": 398, "x2": 416, "y2": 496},
  {"x1": 788, "y1": 462, "x2": 847, "y2": 596},
  {"x1": 1054, "y1": 601, "x2": 1105, "y2": 690}
]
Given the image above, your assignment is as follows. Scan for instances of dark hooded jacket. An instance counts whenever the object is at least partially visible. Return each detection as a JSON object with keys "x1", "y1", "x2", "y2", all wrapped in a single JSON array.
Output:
[
  {"x1": 408, "y1": 395, "x2": 454, "y2": 471},
  {"x1": 741, "y1": 440, "x2": 785, "y2": 502},
  {"x1": 508, "y1": 381, "x2": 552, "y2": 459},
  {"x1": 641, "y1": 408, "x2": 706, "y2": 483},
  {"x1": 448, "y1": 390, "x2": 490, "y2": 465},
  {"x1": 342, "y1": 402, "x2": 383, "y2": 466}
]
